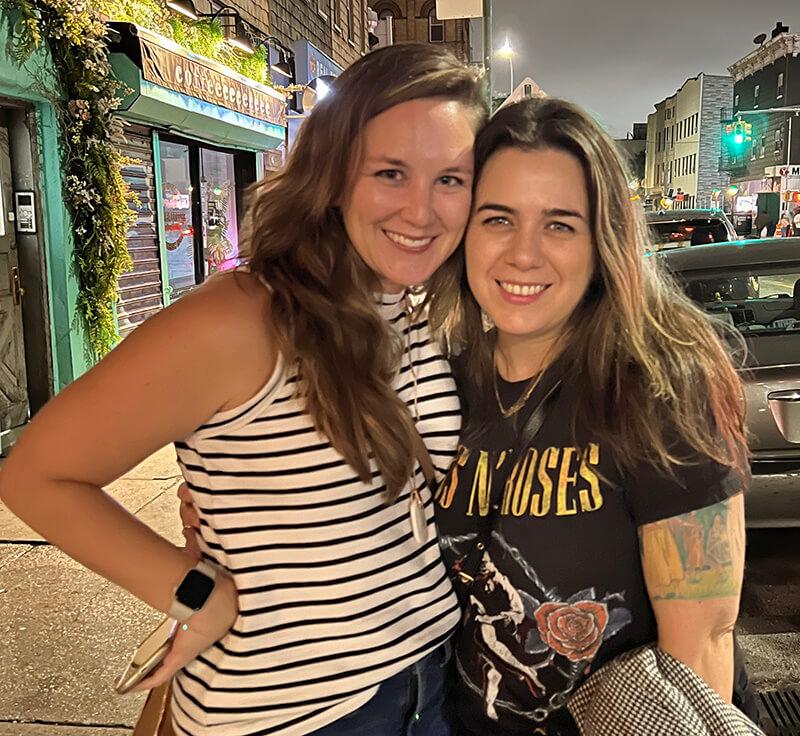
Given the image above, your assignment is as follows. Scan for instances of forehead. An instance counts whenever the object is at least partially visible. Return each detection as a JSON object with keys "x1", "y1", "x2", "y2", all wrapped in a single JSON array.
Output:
[
  {"x1": 361, "y1": 98, "x2": 476, "y2": 165},
  {"x1": 477, "y1": 147, "x2": 589, "y2": 210}
]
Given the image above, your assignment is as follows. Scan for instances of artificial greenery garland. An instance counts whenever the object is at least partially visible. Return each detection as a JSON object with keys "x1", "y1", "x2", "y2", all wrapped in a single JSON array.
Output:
[
  {"x1": 96, "y1": 0, "x2": 272, "y2": 86},
  {"x1": 2, "y1": 0, "x2": 135, "y2": 360}
]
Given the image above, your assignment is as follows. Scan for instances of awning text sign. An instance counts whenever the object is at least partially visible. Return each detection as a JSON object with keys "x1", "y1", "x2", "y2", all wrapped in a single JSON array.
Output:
[{"x1": 140, "y1": 37, "x2": 285, "y2": 126}]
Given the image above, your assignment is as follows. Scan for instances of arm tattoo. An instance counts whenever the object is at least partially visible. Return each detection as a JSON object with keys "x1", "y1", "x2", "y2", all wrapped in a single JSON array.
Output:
[{"x1": 639, "y1": 496, "x2": 744, "y2": 601}]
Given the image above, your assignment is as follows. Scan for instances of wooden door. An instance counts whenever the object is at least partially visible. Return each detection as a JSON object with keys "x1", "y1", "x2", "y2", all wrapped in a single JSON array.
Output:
[{"x1": 0, "y1": 120, "x2": 29, "y2": 431}]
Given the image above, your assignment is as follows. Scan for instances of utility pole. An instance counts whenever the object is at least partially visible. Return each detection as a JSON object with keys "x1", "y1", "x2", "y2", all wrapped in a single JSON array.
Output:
[{"x1": 482, "y1": 0, "x2": 492, "y2": 109}]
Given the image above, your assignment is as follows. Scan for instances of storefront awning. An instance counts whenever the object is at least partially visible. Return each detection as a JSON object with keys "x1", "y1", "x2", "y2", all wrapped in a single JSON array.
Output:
[{"x1": 108, "y1": 23, "x2": 286, "y2": 151}]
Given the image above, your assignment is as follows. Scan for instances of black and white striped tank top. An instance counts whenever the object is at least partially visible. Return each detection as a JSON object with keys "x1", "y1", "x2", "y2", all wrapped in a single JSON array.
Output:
[{"x1": 171, "y1": 291, "x2": 462, "y2": 736}]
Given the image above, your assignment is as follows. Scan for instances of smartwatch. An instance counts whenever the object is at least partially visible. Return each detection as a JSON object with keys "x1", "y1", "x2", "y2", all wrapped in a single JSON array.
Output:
[{"x1": 169, "y1": 560, "x2": 218, "y2": 622}]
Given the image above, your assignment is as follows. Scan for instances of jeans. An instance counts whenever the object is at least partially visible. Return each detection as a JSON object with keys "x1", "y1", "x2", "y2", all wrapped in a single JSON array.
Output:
[{"x1": 309, "y1": 641, "x2": 454, "y2": 736}]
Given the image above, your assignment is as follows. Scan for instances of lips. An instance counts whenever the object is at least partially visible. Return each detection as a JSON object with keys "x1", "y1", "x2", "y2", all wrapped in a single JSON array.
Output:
[
  {"x1": 498, "y1": 281, "x2": 549, "y2": 297},
  {"x1": 384, "y1": 229, "x2": 435, "y2": 251}
]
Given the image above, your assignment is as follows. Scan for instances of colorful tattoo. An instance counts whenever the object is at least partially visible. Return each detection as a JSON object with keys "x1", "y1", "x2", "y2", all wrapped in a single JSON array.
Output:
[{"x1": 639, "y1": 496, "x2": 744, "y2": 601}]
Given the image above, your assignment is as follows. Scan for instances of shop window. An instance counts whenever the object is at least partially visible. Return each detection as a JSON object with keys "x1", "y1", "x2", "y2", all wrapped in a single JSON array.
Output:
[
  {"x1": 160, "y1": 138, "x2": 254, "y2": 301},
  {"x1": 201, "y1": 148, "x2": 240, "y2": 277},
  {"x1": 428, "y1": 9, "x2": 444, "y2": 42},
  {"x1": 161, "y1": 141, "x2": 196, "y2": 300}
]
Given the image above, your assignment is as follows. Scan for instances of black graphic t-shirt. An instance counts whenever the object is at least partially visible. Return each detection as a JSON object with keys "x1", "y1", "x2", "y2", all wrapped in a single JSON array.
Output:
[{"x1": 435, "y1": 362, "x2": 746, "y2": 736}]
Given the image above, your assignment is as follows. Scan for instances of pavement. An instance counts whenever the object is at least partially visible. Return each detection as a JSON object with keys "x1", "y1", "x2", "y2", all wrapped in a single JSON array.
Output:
[
  {"x1": 0, "y1": 447, "x2": 183, "y2": 736},
  {"x1": 0, "y1": 449, "x2": 798, "y2": 735}
]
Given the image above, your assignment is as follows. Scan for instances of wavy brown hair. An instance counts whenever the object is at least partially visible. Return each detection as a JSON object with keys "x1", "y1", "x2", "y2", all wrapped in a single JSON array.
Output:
[
  {"x1": 431, "y1": 98, "x2": 747, "y2": 475},
  {"x1": 241, "y1": 44, "x2": 486, "y2": 500}
]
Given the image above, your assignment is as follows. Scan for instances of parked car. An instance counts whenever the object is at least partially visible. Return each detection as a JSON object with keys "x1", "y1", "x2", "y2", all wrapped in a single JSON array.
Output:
[
  {"x1": 659, "y1": 238, "x2": 800, "y2": 527},
  {"x1": 646, "y1": 208, "x2": 738, "y2": 251}
]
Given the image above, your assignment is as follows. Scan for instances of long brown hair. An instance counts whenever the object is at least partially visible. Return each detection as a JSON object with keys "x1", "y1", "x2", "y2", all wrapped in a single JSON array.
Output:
[
  {"x1": 242, "y1": 44, "x2": 486, "y2": 500},
  {"x1": 431, "y1": 98, "x2": 747, "y2": 475}
]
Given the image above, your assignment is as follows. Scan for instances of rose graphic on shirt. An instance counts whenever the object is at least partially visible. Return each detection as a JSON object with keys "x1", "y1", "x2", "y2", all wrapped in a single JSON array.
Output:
[{"x1": 534, "y1": 600, "x2": 609, "y2": 662}]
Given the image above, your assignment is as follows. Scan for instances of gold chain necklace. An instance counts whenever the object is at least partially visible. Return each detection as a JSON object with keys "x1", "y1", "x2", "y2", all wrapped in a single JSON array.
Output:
[
  {"x1": 493, "y1": 367, "x2": 545, "y2": 418},
  {"x1": 493, "y1": 336, "x2": 563, "y2": 419}
]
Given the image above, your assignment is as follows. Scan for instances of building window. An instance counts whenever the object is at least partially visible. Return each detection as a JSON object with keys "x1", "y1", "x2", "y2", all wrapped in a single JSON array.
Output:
[
  {"x1": 754, "y1": 84, "x2": 760, "y2": 107},
  {"x1": 377, "y1": 8, "x2": 394, "y2": 44},
  {"x1": 775, "y1": 128, "x2": 783, "y2": 153},
  {"x1": 777, "y1": 72, "x2": 784, "y2": 98},
  {"x1": 428, "y1": 8, "x2": 444, "y2": 42},
  {"x1": 760, "y1": 134, "x2": 766, "y2": 158},
  {"x1": 734, "y1": 93, "x2": 739, "y2": 110},
  {"x1": 346, "y1": 1, "x2": 354, "y2": 40}
]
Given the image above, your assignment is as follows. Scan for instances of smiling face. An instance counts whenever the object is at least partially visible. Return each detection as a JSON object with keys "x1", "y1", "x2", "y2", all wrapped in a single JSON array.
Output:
[
  {"x1": 341, "y1": 98, "x2": 476, "y2": 292},
  {"x1": 466, "y1": 147, "x2": 595, "y2": 359}
]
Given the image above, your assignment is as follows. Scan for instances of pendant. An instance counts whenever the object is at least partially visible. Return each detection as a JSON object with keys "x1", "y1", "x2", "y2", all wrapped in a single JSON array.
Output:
[{"x1": 409, "y1": 488, "x2": 428, "y2": 543}]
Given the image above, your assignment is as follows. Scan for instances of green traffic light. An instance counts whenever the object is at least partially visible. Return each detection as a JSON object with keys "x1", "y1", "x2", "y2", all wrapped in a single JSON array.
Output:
[{"x1": 733, "y1": 133, "x2": 744, "y2": 144}]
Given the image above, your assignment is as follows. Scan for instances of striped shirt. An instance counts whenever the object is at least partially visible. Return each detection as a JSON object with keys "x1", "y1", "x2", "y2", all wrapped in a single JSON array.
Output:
[{"x1": 172, "y1": 291, "x2": 462, "y2": 736}]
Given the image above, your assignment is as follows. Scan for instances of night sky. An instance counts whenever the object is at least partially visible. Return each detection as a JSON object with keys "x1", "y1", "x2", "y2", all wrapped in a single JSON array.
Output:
[{"x1": 489, "y1": 0, "x2": 798, "y2": 138}]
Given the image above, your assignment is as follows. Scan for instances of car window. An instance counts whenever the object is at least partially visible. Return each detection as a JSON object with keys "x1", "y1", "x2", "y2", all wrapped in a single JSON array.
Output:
[
  {"x1": 680, "y1": 267, "x2": 800, "y2": 335},
  {"x1": 648, "y1": 218, "x2": 730, "y2": 249}
]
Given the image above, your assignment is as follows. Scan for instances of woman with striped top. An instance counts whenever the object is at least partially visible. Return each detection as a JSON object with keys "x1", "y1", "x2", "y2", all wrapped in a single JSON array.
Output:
[{"x1": 0, "y1": 44, "x2": 486, "y2": 735}]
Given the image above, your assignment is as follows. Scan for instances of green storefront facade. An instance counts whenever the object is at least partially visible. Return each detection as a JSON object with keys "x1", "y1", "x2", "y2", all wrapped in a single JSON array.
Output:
[{"x1": 0, "y1": 11, "x2": 286, "y2": 452}]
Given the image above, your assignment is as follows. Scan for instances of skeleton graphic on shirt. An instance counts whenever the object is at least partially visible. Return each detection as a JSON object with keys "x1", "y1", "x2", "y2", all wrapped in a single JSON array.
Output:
[{"x1": 443, "y1": 533, "x2": 632, "y2": 724}]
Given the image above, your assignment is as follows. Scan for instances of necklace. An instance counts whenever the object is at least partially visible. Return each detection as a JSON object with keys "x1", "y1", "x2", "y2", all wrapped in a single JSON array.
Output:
[
  {"x1": 493, "y1": 368, "x2": 545, "y2": 418},
  {"x1": 493, "y1": 336, "x2": 563, "y2": 419},
  {"x1": 403, "y1": 293, "x2": 427, "y2": 544}
]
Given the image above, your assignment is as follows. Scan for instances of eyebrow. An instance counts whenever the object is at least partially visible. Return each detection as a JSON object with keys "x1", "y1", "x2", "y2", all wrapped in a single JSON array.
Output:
[
  {"x1": 366, "y1": 157, "x2": 473, "y2": 174},
  {"x1": 475, "y1": 203, "x2": 585, "y2": 219}
]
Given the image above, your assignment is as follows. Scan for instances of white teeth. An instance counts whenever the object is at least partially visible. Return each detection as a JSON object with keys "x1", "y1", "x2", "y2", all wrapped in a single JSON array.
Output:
[
  {"x1": 385, "y1": 231, "x2": 434, "y2": 249},
  {"x1": 499, "y1": 282, "x2": 547, "y2": 297}
]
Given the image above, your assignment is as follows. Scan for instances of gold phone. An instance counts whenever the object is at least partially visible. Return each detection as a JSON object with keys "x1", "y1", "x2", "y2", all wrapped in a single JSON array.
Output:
[{"x1": 115, "y1": 616, "x2": 177, "y2": 695}]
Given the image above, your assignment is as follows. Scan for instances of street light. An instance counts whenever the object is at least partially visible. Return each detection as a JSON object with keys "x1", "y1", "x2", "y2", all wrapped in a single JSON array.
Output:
[{"x1": 496, "y1": 37, "x2": 515, "y2": 93}]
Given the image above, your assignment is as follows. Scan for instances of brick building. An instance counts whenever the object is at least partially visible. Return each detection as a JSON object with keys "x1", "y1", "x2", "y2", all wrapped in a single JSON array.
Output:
[
  {"x1": 725, "y1": 23, "x2": 800, "y2": 229},
  {"x1": 369, "y1": 0, "x2": 470, "y2": 62},
  {"x1": 194, "y1": 0, "x2": 368, "y2": 75},
  {"x1": 644, "y1": 74, "x2": 732, "y2": 211}
]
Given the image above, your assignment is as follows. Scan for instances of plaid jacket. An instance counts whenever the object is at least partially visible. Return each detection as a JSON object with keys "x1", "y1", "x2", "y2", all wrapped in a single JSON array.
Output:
[{"x1": 567, "y1": 645, "x2": 765, "y2": 736}]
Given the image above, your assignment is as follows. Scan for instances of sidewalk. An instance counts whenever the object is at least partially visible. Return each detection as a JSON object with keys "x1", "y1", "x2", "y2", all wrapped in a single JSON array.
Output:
[{"x1": 0, "y1": 447, "x2": 184, "y2": 736}]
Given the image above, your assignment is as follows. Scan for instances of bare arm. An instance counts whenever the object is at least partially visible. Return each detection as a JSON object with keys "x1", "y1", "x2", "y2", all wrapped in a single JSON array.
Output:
[
  {"x1": 0, "y1": 273, "x2": 274, "y2": 682},
  {"x1": 639, "y1": 493, "x2": 745, "y2": 701}
]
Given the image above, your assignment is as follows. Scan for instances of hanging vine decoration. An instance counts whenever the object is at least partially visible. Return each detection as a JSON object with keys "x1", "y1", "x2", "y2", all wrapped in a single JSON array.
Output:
[{"x1": 2, "y1": 0, "x2": 136, "y2": 360}]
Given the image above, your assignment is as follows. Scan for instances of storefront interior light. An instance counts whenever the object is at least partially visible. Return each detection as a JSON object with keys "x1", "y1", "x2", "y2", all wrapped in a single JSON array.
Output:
[{"x1": 165, "y1": 0, "x2": 199, "y2": 21}]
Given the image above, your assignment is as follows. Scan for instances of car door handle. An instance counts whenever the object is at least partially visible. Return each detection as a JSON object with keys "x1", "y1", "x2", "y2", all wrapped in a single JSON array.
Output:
[{"x1": 767, "y1": 390, "x2": 800, "y2": 444}]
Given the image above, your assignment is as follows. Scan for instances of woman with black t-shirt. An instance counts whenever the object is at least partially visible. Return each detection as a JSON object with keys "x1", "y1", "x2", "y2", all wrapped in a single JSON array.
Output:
[{"x1": 430, "y1": 98, "x2": 752, "y2": 736}]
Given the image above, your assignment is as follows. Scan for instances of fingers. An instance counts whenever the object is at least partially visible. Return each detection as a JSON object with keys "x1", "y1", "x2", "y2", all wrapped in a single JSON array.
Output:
[
  {"x1": 182, "y1": 526, "x2": 202, "y2": 560},
  {"x1": 179, "y1": 500, "x2": 201, "y2": 529},
  {"x1": 176, "y1": 483, "x2": 193, "y2": 504}
]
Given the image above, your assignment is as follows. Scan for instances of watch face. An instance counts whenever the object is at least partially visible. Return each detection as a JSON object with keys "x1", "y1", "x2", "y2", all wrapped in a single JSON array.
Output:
[{"x1": 176, "y1": 569, "x2": 215, "y2": 611}]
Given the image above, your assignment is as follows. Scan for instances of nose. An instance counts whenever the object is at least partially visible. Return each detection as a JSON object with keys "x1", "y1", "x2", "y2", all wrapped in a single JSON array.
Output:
[
  {"x1": 400, "y1": 180, "x2": 436, "y2": 230},
  {"x1": 505, "y1": 229, "x2": 545, "y2": 270}
]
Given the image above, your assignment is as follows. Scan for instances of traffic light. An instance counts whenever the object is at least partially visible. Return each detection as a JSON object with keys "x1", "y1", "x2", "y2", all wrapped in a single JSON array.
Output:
[{"x1": 724, "y1": 121, "x2": 750, "y2": 153}]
